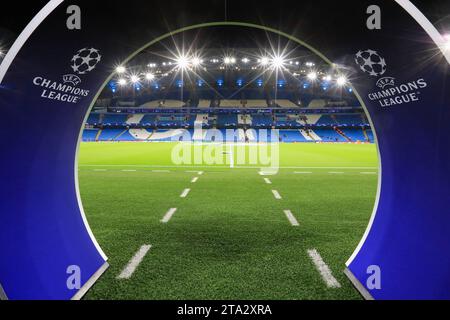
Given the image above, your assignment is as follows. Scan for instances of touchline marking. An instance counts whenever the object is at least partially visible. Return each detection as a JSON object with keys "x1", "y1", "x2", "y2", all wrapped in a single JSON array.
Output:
[
  {"x1": 329, "y1": 172, "x2": 344, "y2": 174},
  {"x1": 360, "y1": 172, "x2": 377, "y2": 175},
  {"x1": 122, "y1": 169, "x2": 137, "y2": 172},
  {"x1": 272, "y1": 190, "x2": 282, "y2": 200},
  {"x1": 264, "y1": 178, "x2": 272, "y2": 184},
  {"x1": 294, "y1": 172, "x2": 312, "y2": 174},
  {"x1": 307, "y1": 249, "x2": 341, "y2": 289},
  {"x1": 93, "y1": 169, "x2": 107, "y2": 172},
  {"x1": 284, "y1": 210, "x2": 299, "y2": 227},
  {"x1": 191, "y1": 177, "x2": 199, "y2": 183},
  {"x1": 152, "y1": 170, "x2": 171, "y2": 173},
  {"x1": 117, "y1": 245, "x2": 152, "y2": 280},
  {"x1": 180, "y1": 189, "x2": 191, "y2": 198},
  {"x1": 161, "y1": 208, "x2": 178, "y2": 223}
]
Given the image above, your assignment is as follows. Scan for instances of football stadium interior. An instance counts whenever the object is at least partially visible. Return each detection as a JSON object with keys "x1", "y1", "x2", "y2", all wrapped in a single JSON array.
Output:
[{"x1": 77, "y1": 26, "x2": 379, "y2": 300}]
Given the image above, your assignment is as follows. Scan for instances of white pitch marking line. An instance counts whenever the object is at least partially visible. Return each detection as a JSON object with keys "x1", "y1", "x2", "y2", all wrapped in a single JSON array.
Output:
[
  {"x1": 161, "y1": 208, "x2": 178, "y2": 224},
  {"x1": 191, "y1": 177, "x2": 199, "y2": 183},
  {"x1": 117, "y1": 245, "x2": 152, "y2": 280},
  {"x1": 329, "y1": 172, "x2": 344, "y2": 174},
  {"x1": 264, "y1": 178, "x2": 272, "y2": 185},
  {"x1": 272, "y1": 190, "x2": 282, "y2": 200},
  {"x1": 180, "y1": 188, "x2": 191, "y2": 198},
  {"x1": 307, "y1": 249, "x2": 341, "y2": 289},
  {"x1": 122, "y1": 169, "x2": 137, "y2": 172},
  {"x1": 93, "y1": 169, "x2": 107, "y2": 172},
  {"x1": 360, "y1": 172, "x2": 377, "y2": 175},
  {"x1": 198, "y1": 171, "x2": 204, "y2": 175},
  {"x1": 284, "y1": 210, "x2": 299, "y2": 227},
  {"x1": 294, "y1": 172, "x2": 312, "y2": 174},
  {"x1": 152, "y1": 170, "x2": 170, "y2": 173}
]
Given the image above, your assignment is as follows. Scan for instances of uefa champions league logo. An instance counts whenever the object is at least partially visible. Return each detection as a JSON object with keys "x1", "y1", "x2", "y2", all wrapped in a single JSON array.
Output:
[
  {"x1": 354, "y1": 49, "x2": 428, "y2": 107},
  {"x1": 70, "y1": 47, "x2": 102, "y2": 75}
]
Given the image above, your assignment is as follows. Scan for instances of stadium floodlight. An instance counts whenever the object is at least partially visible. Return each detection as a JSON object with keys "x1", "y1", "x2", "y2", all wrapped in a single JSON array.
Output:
[
  {"x1": 191, "y1": 57, "x2": 203, "y2": 67},
  {"x1": 224, "y1": 57, "x2": 236, "y2": 65},
  {"x1": 118, "y1": 78, "x2": 127, "y2": 86},
  {"x1": 176, "y1": 55, "x2": 190, "y2": 70},
  {"x1": 242, "y1": 57, "x2": 250, "y2": 63},
  {"x1": 259, "y1": 57, "x2": 270, "y2": 66},
  {"x1": 271, "y1": 56, "x2": 286, "y2": 69},
  {"x1": 145, "y1": 73, "x2": 155, "y2": 80},
  {"x1": 323, "y1": 75, "x2": 332, "y2": 82},
  {"x1": 307, "y1": 72, "x2": 318, "y2": 81},
  {"x1": 336, "y1": 75, "x2": 348, "y2": 86},
  {"x1": 116, "y1": 66, "x2": 126, "y2": 74},
  {"x1": 130, "y1": 75, "x2": 140, "y2": 83}
]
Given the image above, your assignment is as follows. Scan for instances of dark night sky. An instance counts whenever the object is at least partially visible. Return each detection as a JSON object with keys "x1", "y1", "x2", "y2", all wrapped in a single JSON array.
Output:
[{"x1": 0, "y1": 0, "x2": 449, "y2": 51}]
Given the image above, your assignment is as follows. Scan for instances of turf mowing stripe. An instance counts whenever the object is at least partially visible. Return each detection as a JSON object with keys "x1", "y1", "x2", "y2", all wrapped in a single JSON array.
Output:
[
  {"x1": 307, "y1": 249, "x2": 341, "y2": 289},
  {"x1": 191, "y1": 177, "x2": 199, "y2": 183},
  {"x1": 284, "y1": 210, "x2": 300, "y2": 226},
  {"x1": 272, "y1": 190, "x2": 282, "y2": 200},
  {"x1": 180, "y1": 189, "x2": 191, "y2": 198},
  {"x1": 161, "y1": 208, "x2": 178, "y2": 223},
  {"x1": 117, "y1": 245, "x2": 152, "y2": 280},
  {"x1": 264, "y1": 178, "x2": 272, "y2": 184}
]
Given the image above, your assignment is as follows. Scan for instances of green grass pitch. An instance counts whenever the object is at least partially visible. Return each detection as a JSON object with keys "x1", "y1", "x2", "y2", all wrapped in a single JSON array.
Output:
[{"x1": 78, "y1": 142, "x2": 378, "y2": 300}]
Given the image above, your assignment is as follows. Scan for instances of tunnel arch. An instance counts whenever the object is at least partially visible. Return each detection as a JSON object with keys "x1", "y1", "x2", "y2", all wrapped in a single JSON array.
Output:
[{"x1": 0, "y1": 0, "x2": 449, "y2": 300}]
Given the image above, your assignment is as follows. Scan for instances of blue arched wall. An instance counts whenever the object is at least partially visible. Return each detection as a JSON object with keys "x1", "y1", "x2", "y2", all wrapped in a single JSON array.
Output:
[{"x1": 0, "y1": 0, "x2": 449, "y2": 300}]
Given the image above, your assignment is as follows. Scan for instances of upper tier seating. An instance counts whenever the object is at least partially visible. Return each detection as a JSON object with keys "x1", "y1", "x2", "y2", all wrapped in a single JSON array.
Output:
[{"x1": 102, "y1": 114, "x2": 128, "y2": 125}]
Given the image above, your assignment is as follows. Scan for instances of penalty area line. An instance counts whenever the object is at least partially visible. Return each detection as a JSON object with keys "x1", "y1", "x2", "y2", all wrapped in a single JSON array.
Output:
[
  {"x1": 307, "y1": 249, "x2": 341, "y2": 289},
  {"x1": 117, "y1": 245, "x2": 152, "y2": 280},
  {"x1": 191, "y1": 177, "x2": 199, "y2": 183},
  {"x1": 264, "y1": 178, "x2": 272, "y2": 185}
]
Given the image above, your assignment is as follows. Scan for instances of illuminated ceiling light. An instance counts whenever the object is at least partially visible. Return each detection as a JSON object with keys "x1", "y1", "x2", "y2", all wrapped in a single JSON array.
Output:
[
  {"x1": 118, "y1": 78, "x2": 127, "y2": 86},
  {"x1": 145, "y1": 73, "x2": 155, "y2": 80},
  {"x1": 337, "y1": 75, "x2": 348, "y2": 86},
  {"x1": 260, "y1": 57, "x2": 270, "y2": 66},
  {"x1": 307, "y1": 72, "x2": 318, "y2": 81},
  {"x1": 116, "y1": 66, "x2": 126, "y2": 74},
  {"x1": 130, "y1": 75, "x2": 140, "y2": 83},
  {"x1": 176, "y1": 55, "x2": 190, "y2": 69}
]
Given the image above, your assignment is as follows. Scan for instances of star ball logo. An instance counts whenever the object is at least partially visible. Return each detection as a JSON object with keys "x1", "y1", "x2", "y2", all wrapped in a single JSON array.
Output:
[
  {"x1": 354, "y1": 49, "x2": 427, "y2": 108},
  {"x1": 70, "y1": 47, "x2": 102, "y2": 75},
  {"x1": 32, "y1": 47, "x2": 102, "y2": 104}
]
